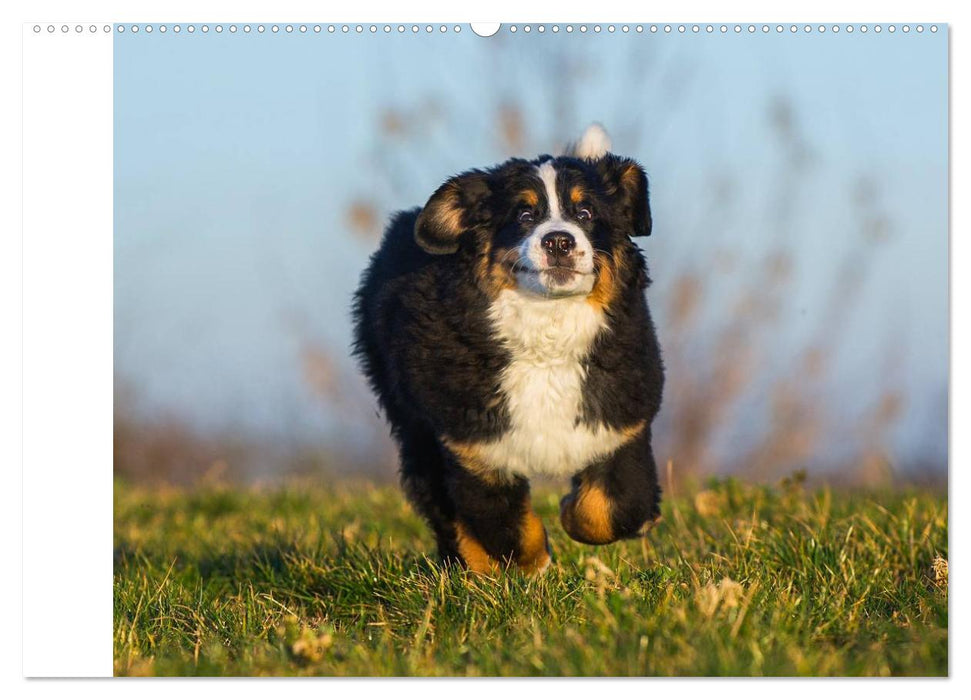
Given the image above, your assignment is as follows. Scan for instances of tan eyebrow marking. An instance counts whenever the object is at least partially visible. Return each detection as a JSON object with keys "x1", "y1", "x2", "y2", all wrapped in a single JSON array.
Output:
[
  {"x1": 518, "y1": 190, "x2": 539, "y2": 207},
  {"x1": 569, "y1": 186, "x2": 586, "y2": 204},
  {"x1": 517, "y1": 509, "x2": 550, "y2": 574}
]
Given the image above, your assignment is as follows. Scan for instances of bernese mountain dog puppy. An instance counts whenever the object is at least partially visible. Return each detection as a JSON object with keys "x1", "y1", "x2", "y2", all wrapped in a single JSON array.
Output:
[{"x1": 353, "y1": 125, "x2": 663, "y2": 574}]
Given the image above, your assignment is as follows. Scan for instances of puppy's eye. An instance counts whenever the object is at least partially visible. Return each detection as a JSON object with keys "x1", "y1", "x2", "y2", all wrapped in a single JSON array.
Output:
[
  {"x1": 576, "y1": 207, "x2": 593, "y2": 222},
  {"x1": 518, "y1": 209, "x2": 534, "y2": 223}
]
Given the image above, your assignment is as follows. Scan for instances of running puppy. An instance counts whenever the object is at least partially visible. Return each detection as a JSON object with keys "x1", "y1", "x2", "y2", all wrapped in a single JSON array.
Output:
[{"x1": 352, "y1": 125, "x2": 663, "y2": 574}]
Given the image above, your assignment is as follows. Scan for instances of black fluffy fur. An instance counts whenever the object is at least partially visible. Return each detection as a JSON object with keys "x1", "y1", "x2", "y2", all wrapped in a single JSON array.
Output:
[{"x1": 352, "y1": 153, "x2": 664, "y2": 568}]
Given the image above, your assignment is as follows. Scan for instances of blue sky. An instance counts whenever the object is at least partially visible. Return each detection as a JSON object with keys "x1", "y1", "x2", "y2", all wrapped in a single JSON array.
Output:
[{"x1": 114, "y1": 26, "x2": 948, "y2": 473}]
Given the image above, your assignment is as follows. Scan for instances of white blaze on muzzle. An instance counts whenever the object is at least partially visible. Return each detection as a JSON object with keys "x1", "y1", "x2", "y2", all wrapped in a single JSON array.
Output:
[{"x1": 516, "y1": 162, "x2": 595, "y2": 296}]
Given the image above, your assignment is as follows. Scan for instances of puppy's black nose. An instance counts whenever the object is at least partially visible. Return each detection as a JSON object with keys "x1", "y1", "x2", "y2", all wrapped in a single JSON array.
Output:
[{"x1": 541, "y1": 232, "x2": 577, "y2": 259}]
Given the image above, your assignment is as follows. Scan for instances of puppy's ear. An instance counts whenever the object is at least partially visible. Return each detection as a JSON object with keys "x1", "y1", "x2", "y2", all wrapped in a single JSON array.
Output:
[
  {"x1": 595, "y1": 155, "x2": 652, "y2": 237},
  {"x1": 414, "y1": 171, "x2": 491, "y2": 254}
]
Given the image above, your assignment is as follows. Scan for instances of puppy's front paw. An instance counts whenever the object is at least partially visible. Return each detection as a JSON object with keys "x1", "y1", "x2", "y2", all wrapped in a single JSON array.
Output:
[
  {"x1": 559, "y1": 485, "x2": 617, "y2": 545},
  {"x1": 516, "y1": 509, "x2": 552, "y2": 574},
  {"x1": 455, "y1": 522, "x2": 500, "y2": 575},
  {"x1": 633, "y1": 514, "x2": 662, "y2": 538}
]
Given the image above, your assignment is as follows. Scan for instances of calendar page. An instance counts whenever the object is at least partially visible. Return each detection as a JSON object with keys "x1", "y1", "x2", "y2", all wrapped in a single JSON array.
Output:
[{"x1": 19, "y1": 6, "x2": 950, "y2": 682}]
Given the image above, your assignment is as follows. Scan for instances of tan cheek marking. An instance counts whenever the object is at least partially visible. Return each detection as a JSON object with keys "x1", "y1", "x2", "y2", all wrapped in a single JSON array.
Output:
[
  {"x1": 587, "y1": 251, "x2": 619, "y2": 311},
  {"x1": 517, "y1": 509, "x2": 551, "y2": 574},
  {"x1": 455, "y1": 521, "x2": 500, "y2": 574},
  {"x1": 473, "y1": 238, "x2": 516, "y2": 299},
  {"x1": 473, "y1": 238, "x2": 494, "y2": 295}
]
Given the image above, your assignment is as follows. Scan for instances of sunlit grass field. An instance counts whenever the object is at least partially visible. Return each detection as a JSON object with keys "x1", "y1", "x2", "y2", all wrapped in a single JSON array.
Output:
[{"x1": 114, "y1": 475, "x2": 947, "y2": 676}]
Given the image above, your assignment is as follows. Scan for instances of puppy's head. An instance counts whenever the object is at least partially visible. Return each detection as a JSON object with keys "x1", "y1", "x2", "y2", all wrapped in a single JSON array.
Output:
[{"x1": 415, "y1": 131, "x2": 651, "y2": 301}]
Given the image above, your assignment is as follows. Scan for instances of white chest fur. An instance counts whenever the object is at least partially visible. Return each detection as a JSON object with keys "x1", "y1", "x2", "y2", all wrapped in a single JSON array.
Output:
[{"x1": 466, "y1": 289, "x2": 636, "y2": 478}]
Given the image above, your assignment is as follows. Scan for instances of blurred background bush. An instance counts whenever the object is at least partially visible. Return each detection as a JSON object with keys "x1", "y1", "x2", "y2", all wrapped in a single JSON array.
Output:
[{"x1": 113, "y1": 27, "x2": 947, "y2": 487}]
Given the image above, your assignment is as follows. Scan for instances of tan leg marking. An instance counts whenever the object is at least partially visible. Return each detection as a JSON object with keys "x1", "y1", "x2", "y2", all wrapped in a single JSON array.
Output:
[
  {"x1": 560, "y1": 481, "x2": 616, "y2": 545},
  {"x1": 442, "y1": 438, "x2": 511, "y2": 485},
  {"x1": 517, "y1": 509, "x2": 551, "y2": 574},
  {"x1": 455, "y1": 521, "x2": 499, "y2": 575}
]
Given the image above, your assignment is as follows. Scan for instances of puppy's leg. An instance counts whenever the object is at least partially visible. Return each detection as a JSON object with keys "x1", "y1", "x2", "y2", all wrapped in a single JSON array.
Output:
[
  {"x1": 397, "y1": 428, "x2": 460, "y2": 562},
  {"x1": 445, "y1": 463, "x2": 551, "y2": 575},
  {"x1": 560, "y1": 429, "x2": 661, "y2": 545}
]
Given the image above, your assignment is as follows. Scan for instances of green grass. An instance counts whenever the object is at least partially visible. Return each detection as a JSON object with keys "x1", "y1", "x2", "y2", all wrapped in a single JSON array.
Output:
[{"x1": 114, "y1": 474, "x2": 948, "y2": 676}]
